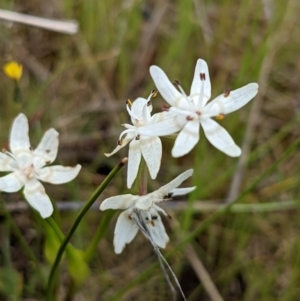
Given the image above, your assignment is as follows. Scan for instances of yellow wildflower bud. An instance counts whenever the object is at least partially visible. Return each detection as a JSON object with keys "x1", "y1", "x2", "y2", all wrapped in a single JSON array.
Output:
[{"x1": 3, "y1": 61, "x2": 23, "y2": 81}]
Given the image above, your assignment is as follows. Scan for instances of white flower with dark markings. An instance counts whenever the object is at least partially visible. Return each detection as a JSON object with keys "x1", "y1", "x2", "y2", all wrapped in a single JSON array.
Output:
[
  {"x1": 139, "y1": 59, "x2": 259, "y2": 158},
  {"x1": 105, "y1": 92, "x2": 169, "y2": 189},
  {"x1": 100, "y1": 169, "x2": 196, "y2": 254},
  {"x1": 0, "y1": 113, "x2": 81, "y2": 218}
]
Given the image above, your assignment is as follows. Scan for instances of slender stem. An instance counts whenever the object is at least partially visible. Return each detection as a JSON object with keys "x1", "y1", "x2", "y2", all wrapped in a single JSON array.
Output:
[
  {"x1": 84, "y1": 210, "x2": 115, "y2": 262},
  {"x1": 138, "y1": 158, "x2": 147, "y2": 196},
  {"x1": 46, "y1": 158, "x2": 127, "y2": 301}
]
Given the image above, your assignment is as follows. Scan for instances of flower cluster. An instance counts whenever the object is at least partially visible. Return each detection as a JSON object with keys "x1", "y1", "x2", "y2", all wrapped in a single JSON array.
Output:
[
  {"x1": 0, "y1": 113, "x2": 81, "y2": 218},
  {"x1": 100, "y1": 169, "x2": 195, "y2": 253},
  {"x1": 101, "y1": 58, "x2": 259, "y2": 253},
  {"x1": 0, "y1": 58, "x2": 258, "y2": 254}
]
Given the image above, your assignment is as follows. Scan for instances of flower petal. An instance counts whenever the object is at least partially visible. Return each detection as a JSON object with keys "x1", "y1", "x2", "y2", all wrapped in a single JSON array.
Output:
[
  {"x1": 0, "y1": 170, "x2": 26, "y2": 192},
  {"x1": 143, "y1": 209, "x2": 169, "y2": 248},
  {"x1": 172, "y1": 119, "x2": 200, "y2": 157},
  {"x1": 205, "y1": 83, "x2": 259, "y2": 117},
  {"x1": 190, "y1": 59, "x2": 211, "y2": 106},
  {"x1": 33, "y1": 129, "x2": 59, "y2": 169},
  {"x1": 140, "y1": 136, "x2": 162, "y2": 180},
  {"x1": 10, "y1": 113, "x2": 31, "y2": 156},
  {"x1": 37, "y1": 164, "x2": 81, "y2": 184},
  {"x1": 127, "y1": 139, "x2": 142, "y2": 188},
  {"x1": 138, "y1": 115, "x2": 183, "y2": 137},
  {"x1": 150, "y1": 65, "x2": 185, "y2": 107},
  {"x1": 100, "y1": 194, "x2": 137, "y2": 211},
  {"x1": 172, "y1": 187, "x2": 196, "y2": 196},
  {"x1": 113, "y1": 209, "x2": 139, "y2": 254},
  {"x1": 104, "y1": 132, "x2": 135, "y2": 157},
  {"x1": 23, "y1": 179, "x2": 53, "y2": 218},
  {"x1": 158, "y1": 169, "x2": 194, "y2": 196},
  {"x1": 130, "y1": 98, "x2": 149, "y2": 122},
  {"x1": 201, "y1": 118, "x2": 241, "y2": 157},
  {"x1": 0, "y1": 152, "x2": 17, "y2": 171}
]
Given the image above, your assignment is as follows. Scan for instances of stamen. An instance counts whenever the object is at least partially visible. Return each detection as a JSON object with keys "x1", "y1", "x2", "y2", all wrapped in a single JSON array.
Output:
[
  {"x1": 173, "y1": 80, "x2": 194, "y2": 109},
  {"x1": 117, "y1": 139, "x2": 123, "y2": 146},
  {"x1": 135, "y1": 135, "x2": 140, "y2": 140},
  {"x1": 151, "y1": 89, "x2": 158, "y2": 98},
  {"x1": 197, "y1": 73, "x2": 206, "y2": 110},
  {"x1": 216, "y1": 114, "x2": 225, "y2": 120},
  {"x1": 186, "y1": 116, "x2": 194, "y2": 121},
  {"x1": 126, "y1": 99, "x2": 132, "y2": 106},
  {"x1": 223, "y1": 90, "x2": 230, "y2": 97},
  {"x1": 162, "y1": 105, "x2": 170, "y2": 112}
]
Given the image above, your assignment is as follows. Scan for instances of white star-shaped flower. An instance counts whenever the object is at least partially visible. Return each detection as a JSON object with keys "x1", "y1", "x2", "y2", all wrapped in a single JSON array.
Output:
[
  {"x1": 100, "y1": 169, "x2": 196, "y2": 254},
  {"x1": 139, "y1": 59, "x2": 259, "y2": 157},
  {"x1": 0, "y1": 113, "x2": 81, "y2": 218},
  {"x1": 105, "y1": 93, "x2": 169, "y2": 189}
]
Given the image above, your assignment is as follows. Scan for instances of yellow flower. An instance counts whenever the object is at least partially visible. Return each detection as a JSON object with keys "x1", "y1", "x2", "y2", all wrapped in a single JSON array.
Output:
[{"x1": 3, "y1": 61, "x2": 23, "y2": 81}]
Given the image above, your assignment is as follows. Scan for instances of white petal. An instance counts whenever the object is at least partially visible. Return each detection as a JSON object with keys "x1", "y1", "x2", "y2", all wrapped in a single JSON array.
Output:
[
  {"x1": 172, "y1": 187, "x2": 196, "y2": 196},
  {"x1": 150, "y1": 65, "x2": 185, "y2": 107},
  {"x1": 130, "y1": 98, "x2": 149, "y2": 122},
  {"x1": 127, "y1": 139, "x2": 141, "y2": 188},
  {"x1": 37, "y1": 164, "x2": 81, "y2": 184},
  {"x1": 23, "y1": 179, "x2": 53, "y2": 218},
  {"x1": 190, "y1": 59, "x2": 211, "y2": 106},
  {"x1": 0, "y1": 152, "x2": 17, "y2": 171},
  {"x1": 0, "y1": 171, "x2": 26, "y2": 192},
  {"x1": 100, "y1": 194, "x2": 137, "y2": 211},
  {"x1": 201, "y1": 118, "x2": 241, "y2": 157},
  {"x1": 172, "y1": 119, "x2": 200, "y2": 158},
  {"x1": 205, "y1": 83, "x2": 259, "y2": 116},
  {"x1": 138, "y1": 115, "x2": 183, "y2": 137},
  {"x1": 140, "y1": 136, "x2": 162, "y2": 180},
  {"x1": 113, "y1": 209, "x2": 139, "y2": 254},
  {"x1": 135, "y1": 194, "x2": 153, "y2": 210},
  {"x1": 10, "y1": 113, "x2": 31, "y2": 156},
  {"x1": 158, "y1": 169, "x2": 194, "y2": 196},
  {"x1": 33, "y1": 129, "x2": 59, "y2": 169},
  {"x1": 104, "y1": 132, "x2": 135, "y2": 157},
  {"x1": 143, "y1": 209, "x2": 169, "y2": 248}
]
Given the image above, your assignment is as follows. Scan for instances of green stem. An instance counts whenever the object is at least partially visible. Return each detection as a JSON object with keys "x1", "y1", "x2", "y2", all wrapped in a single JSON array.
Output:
[
  {"x1": 46, "y1": 158, "x2": 127, "y2": 301},
  {"x1": 84, "y1": 210, "x2": 115, "y2": 262},
  {"x1": 138, "y1": 159, "x2": 147, "y2": 196}
]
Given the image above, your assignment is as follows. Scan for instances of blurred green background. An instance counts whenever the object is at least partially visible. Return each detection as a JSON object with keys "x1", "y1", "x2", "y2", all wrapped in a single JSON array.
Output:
[{"x1": 0, "y1": 0, "x2": 300, "y2": 300}]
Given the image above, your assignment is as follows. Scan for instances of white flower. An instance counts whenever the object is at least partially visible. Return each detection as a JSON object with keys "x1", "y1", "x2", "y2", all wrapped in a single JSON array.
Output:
[
  {"x1": 0, "y1": 113, "x2": 81, "y2": 218},
  {"x1": 100, "y1": 169, "x2": 196, "y2": 254},
  {"x1": 105, "y1": 93, "x2": 169, "y2": 189},
  {"x1": 139, "y1": 59, "x2": 259, "y2": 158}
]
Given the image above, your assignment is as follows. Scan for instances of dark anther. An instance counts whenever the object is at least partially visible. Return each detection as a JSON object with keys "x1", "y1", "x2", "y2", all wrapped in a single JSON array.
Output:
[
  {"x1": 200, "y1": 73, "x2": 206, "y2": 80},
  {"x1": 223, "y1": 90, "x2": 230, "y2": 97},
  {"x1": 147, "y1": 101, "x2": 152, "y2": 107},
  {"x1": 117, "y1": 139, "x2": 122, "y2": 146},
  {"x1": 162, "y1": 105, "x2": 170, "y2": 112},
  {"x1": 173, "y1": 79, "x2": 180, "y2": 86},
  {"x1": 186, "y1": 116, "x2": 194, "y2": 121},
  {"x1": 136, "y1": 135, "x2": 140, "y2": 140}
]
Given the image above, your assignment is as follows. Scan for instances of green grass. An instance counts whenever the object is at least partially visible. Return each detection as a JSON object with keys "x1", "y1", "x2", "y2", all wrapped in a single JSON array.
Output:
[{"x1": 0, "y1": 0, "x2": 300, "y2": 300}]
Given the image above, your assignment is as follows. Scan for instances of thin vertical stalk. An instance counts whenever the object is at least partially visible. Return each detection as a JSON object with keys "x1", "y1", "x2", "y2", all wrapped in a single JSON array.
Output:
[{"x1": 46, "y1": 158, "x2": 127, "y2": 301}]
